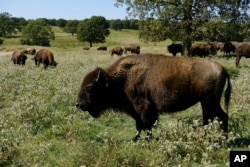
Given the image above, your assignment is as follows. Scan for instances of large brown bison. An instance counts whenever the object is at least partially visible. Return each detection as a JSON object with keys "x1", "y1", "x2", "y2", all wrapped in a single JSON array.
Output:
[
  {"x1": 11, "y1": 51, "x2": 27, "y2": 65},
  {"x1": 33, "y1": 49, "x2": 57, "y2": 68},
  {"x1": 124, "y1": 44, "x2": 140, "y2": 54},
  {"x1": 191, "y1": 44, "x2": 217, "y2": 58},
  {"x1": 167, "y1": 43, "x2": 183, "y2": 56},
  {"x1": 111, "y1": 46, "x2": 123, "y2": 56},
  {"x1": 236, "y1": 43, "x2": 250, "y2": 67},
  {"x1": 76, "y1": 54, "x2": 231, "y2": 141}
]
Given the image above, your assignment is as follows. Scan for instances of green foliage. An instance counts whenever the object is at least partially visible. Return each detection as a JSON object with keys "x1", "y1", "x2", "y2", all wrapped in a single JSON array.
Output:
[
  {"x1": 63, "y1": 20, "x2": 79, "y2": 36},
  {"x1": 20, "y1": 19, "x2": 55, "y2": 46},
  {"x1": 77, "y1": 16, "x2": 110, "y2": 47},
  {"x1": 0, "y1": 12, "x2": 17, "y2": 37}
]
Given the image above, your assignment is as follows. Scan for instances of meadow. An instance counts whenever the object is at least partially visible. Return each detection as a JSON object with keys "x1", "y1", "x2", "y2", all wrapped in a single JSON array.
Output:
[{"x1": 1, "y1": 28, "x2": 250, "y2": 167}]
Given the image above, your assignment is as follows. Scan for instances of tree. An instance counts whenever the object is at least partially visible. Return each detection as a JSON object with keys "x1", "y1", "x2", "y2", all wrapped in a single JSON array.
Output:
[
  {"x1": 21, "y1": 19, "x2": 55, "y2": 46},
  {"x1": 110, "y1": 19, "x2": 123, "y2": 30},
  {"x1": 64, "y1": 20, "x2": 79, "y2": 35},
  {"x1": 0, "y1": 12, "x2": 17, "y2": 37},
  {"x1": 115, "y1": 0, "x2": 250, "y2": 55},
  {"x1": 77, "y1": 16, "x2": 110, "y2": 47}
]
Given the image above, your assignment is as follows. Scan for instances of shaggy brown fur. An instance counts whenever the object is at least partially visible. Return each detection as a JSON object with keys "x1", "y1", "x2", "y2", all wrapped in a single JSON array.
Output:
[
  {"x1": 76, "y1": 54, "x2": 231, "y2": 140},
  {"x1": 11, "y1": 51, "x2": 27, "y2": 65},
  {"x1": 33, "y1": 49, "x2": 57, "y2": 68}
]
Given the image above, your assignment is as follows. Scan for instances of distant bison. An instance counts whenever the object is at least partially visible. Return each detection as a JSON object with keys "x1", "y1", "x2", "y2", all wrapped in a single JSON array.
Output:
[
  {"x1": 167, "y1": 43, "x2": 183, "y2": 56},
  {"x1": 191, "y1": 43, "x2": 217, "y2": 57},
  {"x1": 224, "y1": 42, "x2": 235, "y2": 57},
  {"x1": 33, "y1": 49, "x2": 57, "y2": 68},
  {"x1": 236, "y1": 43, "x2": 250, "y2": 67},
  {"x1": 83, "y1": 47, "x2": 90, "y2": 50},
  {"x1": 97, "y1": 46, "x2": 107, "y2": 51},
  {"x1": 11, "y1": 51, "x2": 27, "y2": 65},
  {"x1": 124, "y1": 44, "x2": 140, "y2": 54},
  {"x1": 111, "y1": 46, "x2": 123, "y2": 56},
  {"x1": 76, "y1": 54, "x2": 231, "y2": 140}
]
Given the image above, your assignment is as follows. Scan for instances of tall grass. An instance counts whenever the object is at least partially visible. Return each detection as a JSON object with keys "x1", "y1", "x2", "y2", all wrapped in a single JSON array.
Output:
[{"x1": 1, "y1": 29, "x2": 250, "y2": 167}]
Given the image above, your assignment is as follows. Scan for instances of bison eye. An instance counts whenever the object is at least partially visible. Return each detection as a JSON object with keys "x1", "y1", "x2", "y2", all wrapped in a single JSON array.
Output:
[{"x1": 85, "y1": 86, "x2": 92, "y2": 93}]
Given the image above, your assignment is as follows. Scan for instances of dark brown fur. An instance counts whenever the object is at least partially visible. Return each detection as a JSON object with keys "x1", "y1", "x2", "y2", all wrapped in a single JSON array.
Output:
[
  {"x1": 33, "y1": 49, "x2": 57, "y2": 68},
  {"x1": 76, "y1": 54, "x2": 231, "y2": 140},
  {"x1": 236, "y1": 43, "x2": 250, "y2": 67},
  {"x1": 191, "y1": 44, "x2": 217, "y2": 57},
  {"x1": 11, "y1": 51, "x2": 27, "y2": 65},
  {"x1": 111, "y1": 47, "x2": 123, "y2": 56},
  {"x1": 167, "y1": 43, "x2": 183, "y2": 56}
]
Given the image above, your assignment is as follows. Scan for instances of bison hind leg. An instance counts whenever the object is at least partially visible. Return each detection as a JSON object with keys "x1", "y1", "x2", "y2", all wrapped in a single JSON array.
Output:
[{"x1": 201, "y1": 102, "x2": 228, "y2": 133}]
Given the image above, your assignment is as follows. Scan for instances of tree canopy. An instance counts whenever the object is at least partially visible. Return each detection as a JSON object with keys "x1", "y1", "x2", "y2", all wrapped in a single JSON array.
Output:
[
  {"x1": 20, "y1": 19, "x2": 55, "y2": 46},
  {"x1": 77, "y1": 16, "x2": 110, "y2": 47},
  {"x1": 0, "y1": 12, "x2": 17, "y2": 37},
  {"x1": 115, "y1": 0, "x2": 250, "y2": 55}
]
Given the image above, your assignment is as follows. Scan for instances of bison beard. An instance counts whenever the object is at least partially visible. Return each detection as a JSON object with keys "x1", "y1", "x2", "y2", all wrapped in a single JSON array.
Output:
[{"x1": 76, "y1": 54, "x2": 231, "y2": 141}]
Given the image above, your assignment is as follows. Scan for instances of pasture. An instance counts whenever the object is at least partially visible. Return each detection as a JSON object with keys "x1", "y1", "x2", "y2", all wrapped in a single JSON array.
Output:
[{"x1": 1, "y1": 28, "x2": 250, "y2": 167}]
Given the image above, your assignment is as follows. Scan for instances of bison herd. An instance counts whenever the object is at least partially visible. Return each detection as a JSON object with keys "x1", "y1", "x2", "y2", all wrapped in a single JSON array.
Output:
[
  {"x1": 167, "y1": 41, "x2": 250, "y2": 67},
  {"x1": 11, "y1": 48, "x2": 57, "y2": 68},
  {"x1": 8, "y1": 40, "x2": 250, "y2": 141}
]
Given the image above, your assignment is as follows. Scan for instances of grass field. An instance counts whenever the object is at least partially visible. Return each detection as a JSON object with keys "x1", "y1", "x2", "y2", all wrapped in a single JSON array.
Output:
[{"x1": 1, "y1": 28, "x2": 250, "y2": 167}]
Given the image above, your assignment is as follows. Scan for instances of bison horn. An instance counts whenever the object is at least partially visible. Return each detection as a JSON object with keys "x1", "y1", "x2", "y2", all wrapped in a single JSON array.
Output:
[{"x1": 96, "y1": 69, "x2": 101, "y2": 82}]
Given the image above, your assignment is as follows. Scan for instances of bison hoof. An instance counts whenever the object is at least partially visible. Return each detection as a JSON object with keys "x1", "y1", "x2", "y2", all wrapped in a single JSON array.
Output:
[{"x1": 132, "y1": 135, "x2": 140, "y2": 142}]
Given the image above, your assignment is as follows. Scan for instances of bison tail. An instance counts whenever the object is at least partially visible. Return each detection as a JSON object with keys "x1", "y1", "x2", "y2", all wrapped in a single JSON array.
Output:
[{"x1": 224, "y1": 72, "x2": 232, "y2": 113}]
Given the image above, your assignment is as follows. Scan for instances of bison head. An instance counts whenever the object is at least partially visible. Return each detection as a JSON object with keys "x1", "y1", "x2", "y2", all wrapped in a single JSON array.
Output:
[{"x1": 76, "y1": 67, "x2": 109, "y2": 118}]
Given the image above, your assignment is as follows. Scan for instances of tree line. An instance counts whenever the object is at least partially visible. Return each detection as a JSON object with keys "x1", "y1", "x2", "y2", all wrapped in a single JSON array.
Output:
[{"x1": 1, "y1": 0, "x2": 250, "y2": 51}]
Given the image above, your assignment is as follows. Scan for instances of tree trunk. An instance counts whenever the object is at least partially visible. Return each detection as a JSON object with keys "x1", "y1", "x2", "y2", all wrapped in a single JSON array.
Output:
[{"x1": 182, "y1": 0, "x2": 193, "y2": 56}]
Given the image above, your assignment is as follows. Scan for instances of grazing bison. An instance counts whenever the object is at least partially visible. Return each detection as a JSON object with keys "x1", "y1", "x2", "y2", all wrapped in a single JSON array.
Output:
[
  {"x1": 224, "y1": 42, "x2": 235, "y2": 57},
  {"x1": 33, "y1": 49, "x2": 57, "y2": 68},
  {"x1": 76, "y1": 54, "x2": 231, "y2": 140},
  {"x1": 236, "y1": 43, "x2": 250, "y2": 67},
  {"x1": 83, "y1": 47, "x2": 90, "y2": 50},
  {"x1": 124, "y1": 44, "x2": 140, "y2": 54},
  {"x1": 111, "y1": 46, "x2": 123, "y2": 56},
  {"x1": 11, "y1": 51, "x2": 27, "y2": 65},
  {"x1": 97, "y1": 46, "x2": 107, "y2": 51},
  {"x1": 167, "y1": 43, "x2": 183, "y2": 56},
  {"x1": 191, "y1": 44, "x2": 217, "y2": 58}
]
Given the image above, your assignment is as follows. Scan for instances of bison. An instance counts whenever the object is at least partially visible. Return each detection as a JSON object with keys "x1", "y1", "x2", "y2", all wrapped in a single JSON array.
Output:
[
  {"x1": 76, "y1": 54, "x2": 231, "y2": 141},
  {"x1": 97, "y1": 46, "x2": 107, "y2": 51},
  {"x1": 33, "y1": 49, "x2": 57, "y2": 68},
  {"x1": 167, "y1": 43, "x2": 183, "y2": 56},
  {"x1": 124, "y1": 44, "x2": 140, "y2": 54},
  {"x1": 236, "y1": 43, "x2": 250, "y2": 67},
  {"x1": 111, "y1": 46, "x2": 123, "y2": 56},
  {"x1": 224, "y1": 42, "x2": 235, "y2": 57},
  {"x1": 191, "y1": 43, "x2": 217, "y2": 58},
  {"x1": 11, "y1": 51, "x2": 27, "y2": 65}
]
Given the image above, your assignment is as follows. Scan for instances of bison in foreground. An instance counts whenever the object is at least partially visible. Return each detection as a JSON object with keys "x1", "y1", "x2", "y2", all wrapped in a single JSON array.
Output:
[
  {"x1": 76, "y1": 54, "x2": 231, "y2": 141},
  {"x1": 33, "y1": 49, "x2": 57, "y2": 68},
  {"x1": 11, "y1": 51, "x2": 27, "y2": 65}
]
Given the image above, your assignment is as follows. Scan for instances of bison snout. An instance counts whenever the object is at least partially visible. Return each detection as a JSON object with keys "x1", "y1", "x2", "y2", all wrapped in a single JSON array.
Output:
[{"x1": 75, "y1": 102, "x2": 87, "y2": 110}]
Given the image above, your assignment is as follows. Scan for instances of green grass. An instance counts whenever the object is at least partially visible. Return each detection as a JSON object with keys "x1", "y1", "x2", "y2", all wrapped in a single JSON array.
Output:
[{"x1": 1, "y1": 28, "x2": 250, "y2": 167}]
